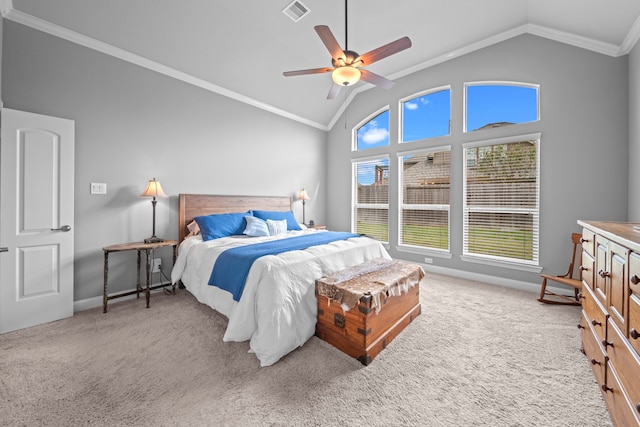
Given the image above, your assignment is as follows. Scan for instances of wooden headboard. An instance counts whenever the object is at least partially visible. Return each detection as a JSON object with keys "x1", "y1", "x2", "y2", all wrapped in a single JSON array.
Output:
[{"x1": 178, "y1": 194, "x2": 292, "y2": 243}]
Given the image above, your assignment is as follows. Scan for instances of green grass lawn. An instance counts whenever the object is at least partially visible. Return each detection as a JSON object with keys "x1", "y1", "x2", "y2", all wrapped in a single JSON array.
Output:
[{"x1": 357, "y1": 222, "x2": 533, "y2": 260}]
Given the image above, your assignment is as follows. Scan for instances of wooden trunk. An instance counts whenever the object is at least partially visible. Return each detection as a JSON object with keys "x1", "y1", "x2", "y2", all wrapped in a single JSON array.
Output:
[{"x1": 315, "y1": 260, "x2": 423, "y2": 365}]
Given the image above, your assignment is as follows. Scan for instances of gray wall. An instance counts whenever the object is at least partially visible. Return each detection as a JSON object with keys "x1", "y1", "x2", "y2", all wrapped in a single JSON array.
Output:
[
  {"x1": 1, "y1": 20, "x2": 635, "y2": 302},
  {"x1": 326, "y1": 34, "x2": 629, "y2": 286},
  {"x1": 629, "y1": 41, "x2": 640, "y2": 222},
  {"x1": 2, "y1": 21, "x2": 327, "y2": 302}
]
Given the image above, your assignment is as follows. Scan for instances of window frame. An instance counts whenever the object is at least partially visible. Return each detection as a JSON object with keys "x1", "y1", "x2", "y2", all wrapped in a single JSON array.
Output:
[
  {"x1": 353, "y1": 105, "x2": 391, "y2": 152},
  {"x1": 351, "y1": 154, "x2": 390, "y2": 244},
  {"x1": 463, "y1": 81, "x2": 540, "y2": 133},
  {"x1": 396, "y1": 146, "x2": 452, "y2": 257},
  {"x1": 398, "y1": 85, "x2": 451, "y2": 144},
  {"x1": 461, "y1": 133, "x2": 542, "y2": 272}
]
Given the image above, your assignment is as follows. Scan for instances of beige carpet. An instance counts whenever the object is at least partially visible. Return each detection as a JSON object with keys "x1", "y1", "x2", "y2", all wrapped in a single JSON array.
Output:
[{"x1": 0, "y1": 273, "x2": 612, "y2": 427}]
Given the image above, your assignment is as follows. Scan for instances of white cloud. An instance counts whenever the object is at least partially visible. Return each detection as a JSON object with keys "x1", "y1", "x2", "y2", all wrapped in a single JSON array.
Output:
[
  {"x1": 405, "y1": 102, "x2": 419, "y2": 110},
  {"x1": 362, "y1": 126, "x2": 389, "y2": 144}
]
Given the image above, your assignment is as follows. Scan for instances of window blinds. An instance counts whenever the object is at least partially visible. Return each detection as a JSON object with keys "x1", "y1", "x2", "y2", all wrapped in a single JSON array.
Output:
[{"x1": 463, "y1": 137, "x2": 539, "y2": 264}]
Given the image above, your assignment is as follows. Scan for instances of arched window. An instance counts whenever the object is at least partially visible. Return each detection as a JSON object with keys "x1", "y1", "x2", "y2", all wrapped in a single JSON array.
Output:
[{"x1": 354, "y1": 109, "x2": 390, "y2": 151}]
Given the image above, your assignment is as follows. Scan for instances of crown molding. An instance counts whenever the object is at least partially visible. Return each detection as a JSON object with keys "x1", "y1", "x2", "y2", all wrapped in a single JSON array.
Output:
[
  {"x1": 1, "y1": 3, "x2": 328, "y2": 131},
  {"x1": 526, "y1": 23, "x2": 621, "y2": 57},
  {"x1": 620, "y1": 14, "x2": 640, "y2": 55},
  {"x1": 2, "y1": 1, "x2": 638, "y2": 131}
]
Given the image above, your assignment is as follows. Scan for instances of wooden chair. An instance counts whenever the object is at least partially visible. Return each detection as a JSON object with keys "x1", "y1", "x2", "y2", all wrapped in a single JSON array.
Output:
[{"x1": 538, "y1": 233, "x2": 583, "y2": 305}]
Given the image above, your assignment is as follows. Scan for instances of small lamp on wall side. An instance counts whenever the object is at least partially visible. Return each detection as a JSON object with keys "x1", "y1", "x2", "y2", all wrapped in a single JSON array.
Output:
[
  {"x1": 298, "y1": 188, "x2": 310, "y2": 225},
  {"x1": 141, "y1": 178, "x2": 168, "y2": 243}
]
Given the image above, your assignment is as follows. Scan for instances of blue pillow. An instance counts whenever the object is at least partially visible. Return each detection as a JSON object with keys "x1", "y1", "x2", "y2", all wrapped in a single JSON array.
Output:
[
  {"x1": 194, "y1": 212, "x2": 248, "y2": 241},
  {"x1": 252, "y1": 210, "x2": 302, "y2": 231},
  {"x1": 243, "y1": 216, "x2": 270, "y2": 237}
]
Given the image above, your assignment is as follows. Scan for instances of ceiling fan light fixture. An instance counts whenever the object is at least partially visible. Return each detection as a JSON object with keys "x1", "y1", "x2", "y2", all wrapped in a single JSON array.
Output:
[{"x1": 332, "y1": 66, "x2": 361, "y2": 86}]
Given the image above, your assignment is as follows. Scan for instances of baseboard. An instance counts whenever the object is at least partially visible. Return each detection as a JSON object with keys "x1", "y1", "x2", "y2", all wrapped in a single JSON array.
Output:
[
  {"x1": 417, "y1": 263, "x2": 573, "y2": 297},
  {"x1": 74, "y1": 265, "x2": 570, "y2": 313},
  {"x1": 74, "y1": 281, "x2": 172, "y2": 313}
]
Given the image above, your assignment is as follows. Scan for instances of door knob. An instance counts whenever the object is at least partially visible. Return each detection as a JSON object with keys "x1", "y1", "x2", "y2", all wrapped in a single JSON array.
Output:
[{"x1": 51, "y1": 225, "x2": 71, "y2": 232}]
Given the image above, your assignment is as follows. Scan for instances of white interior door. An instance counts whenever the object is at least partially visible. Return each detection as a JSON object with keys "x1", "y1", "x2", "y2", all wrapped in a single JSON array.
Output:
[{"x1": 0, "y1": 108, "x2": 75, "y2": 333}]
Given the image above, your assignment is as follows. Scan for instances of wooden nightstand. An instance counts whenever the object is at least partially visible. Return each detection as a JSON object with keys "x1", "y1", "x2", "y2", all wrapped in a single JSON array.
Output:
[
  {"x1": 308, "y1": 224, "x2": 326, "y2": 230},
  {"x1": 102, "y1": 240, "x2": 178, "y2": 313}
]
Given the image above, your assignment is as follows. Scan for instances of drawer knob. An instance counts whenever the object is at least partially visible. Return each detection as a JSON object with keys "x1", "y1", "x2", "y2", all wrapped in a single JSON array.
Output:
[
  {"x1": 636, "y1": 402, "x2": 640, "y2": 414},
  {"x1": 601, "y1": 384, "x2": 613, "y2": 393},
  {"x1": 580, "y1": 266, "x2": 589, "y2": 272},
  {"x1": 631, "y1": 275, "x2": 640, "y2": 285},
  {"x1": 631, "y1": 329, "x2": 639, "y2": 340},
  {"x1": 598, "y1": 270, "x2": 611, "y2": 278},
  {"x1": 591, "y1": 319, "x2": 602, "y2": 327},
  {"x1": 590, "y1": 358, "x2": 601, "y2": 366},
  {"x1": 580, "y1": 238, "x2": 590, "y2": 244},
  {"x1": 577, "y1": 323, "x2": 585, "y2": 330},
  {"x1": 602, "y1": 339, "x2": 613, "y2": 348}
]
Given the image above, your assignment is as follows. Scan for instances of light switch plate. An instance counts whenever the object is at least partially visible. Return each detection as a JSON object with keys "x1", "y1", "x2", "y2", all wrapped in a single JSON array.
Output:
[{"x1": 90, "y1": 182, "x2": 107, "y2": 194}]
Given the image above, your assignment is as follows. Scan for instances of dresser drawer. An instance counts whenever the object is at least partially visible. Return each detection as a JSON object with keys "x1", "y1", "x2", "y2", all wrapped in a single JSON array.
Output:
[
  {"x1": 604, "y1": 363, "x2": 640, "y2": 427},
  {"x1": 630, "y1": 251, "x2": 640, "y2": 299},
  {"x1": 606, "y1": 319, "x2": 640, "y2": 422},
  {"x1": 583, "y1": 284, "x2": 608, "y2": 343},
  {"x1": 581, "y1": 228, "x2": 595, "y2": 257},
  {"x1": 580, "y1": 311, "x2": 606, "y2": 386},
  {"x1": 582, "y1": 250, "x2": 595, "y2": 291}
]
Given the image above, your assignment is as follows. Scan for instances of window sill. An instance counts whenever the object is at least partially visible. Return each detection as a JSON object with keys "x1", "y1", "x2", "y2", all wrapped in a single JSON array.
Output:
[
  {"x1": 396, "y1": 245, "x2": 452, "y2": 259},
  {"x1": 460, "y1": 254, "x2": 542, "y2": 273}
]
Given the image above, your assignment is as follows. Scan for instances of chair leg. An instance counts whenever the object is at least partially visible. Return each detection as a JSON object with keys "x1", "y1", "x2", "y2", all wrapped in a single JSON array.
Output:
[
  {"x1": 538, "y1": 278, "x2": 581, "y2": 305},
  {"x1": 538, "y1": 278, "x2": 548, "y2": 302}
]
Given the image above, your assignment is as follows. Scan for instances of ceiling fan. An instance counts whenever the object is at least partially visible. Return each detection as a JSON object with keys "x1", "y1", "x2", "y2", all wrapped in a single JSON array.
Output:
[{"x1": 283, "y1": 0, "x2": 412, "y2": 99}]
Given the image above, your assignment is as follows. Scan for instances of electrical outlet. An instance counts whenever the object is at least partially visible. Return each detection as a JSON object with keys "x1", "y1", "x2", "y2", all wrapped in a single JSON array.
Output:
[
  {"x1": 424, "y1": 257, "x2": 433, "y2": 264},
  {"x1": 151, "y1": 258, "x2": 162, "y2": 273}
]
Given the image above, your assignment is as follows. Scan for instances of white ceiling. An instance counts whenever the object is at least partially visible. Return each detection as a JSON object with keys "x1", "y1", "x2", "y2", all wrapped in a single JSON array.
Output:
[{"x1": 3, "y1": 0, "x2": 640, "y2": 130}]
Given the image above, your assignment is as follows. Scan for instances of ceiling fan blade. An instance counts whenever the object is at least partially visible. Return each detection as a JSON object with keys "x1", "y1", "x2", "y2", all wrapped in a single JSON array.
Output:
[
  {"x1": 283, "y1": 67, "x2": 333, "y2": 77},
  {"x1": 357, "y1": 36, "x2": 412, "y2": 66},
  {"x1": 315, "y1": 25, "x2": 345, "y2": 60},
  {"x1": 327, "y1": 83, "x2": 342, "y2": 100},
  {"x1": 360, "y1": 69, "x2": 395, "y2": 90}
]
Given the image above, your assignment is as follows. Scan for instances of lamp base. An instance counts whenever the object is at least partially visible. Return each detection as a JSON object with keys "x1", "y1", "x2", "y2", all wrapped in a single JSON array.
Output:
[{"x1": 144, "y1": 236, "x2": 164, "y2": 244}]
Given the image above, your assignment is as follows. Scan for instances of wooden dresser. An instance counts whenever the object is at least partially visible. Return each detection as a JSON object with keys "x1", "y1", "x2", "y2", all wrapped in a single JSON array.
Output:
[{"x1": 578, "y1": 221, "x2": 640, "y2": 427}]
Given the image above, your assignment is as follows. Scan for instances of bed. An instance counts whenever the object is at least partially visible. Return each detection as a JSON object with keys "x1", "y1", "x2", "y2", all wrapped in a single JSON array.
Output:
[{"x1": 171, "y1": 194, "x2": 391, "y2": 366}]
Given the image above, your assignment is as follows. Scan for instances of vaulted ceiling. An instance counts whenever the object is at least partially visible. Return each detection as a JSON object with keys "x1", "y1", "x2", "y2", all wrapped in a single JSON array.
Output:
[{"x1": 3, "y1": 0, "x2": 640, "y2": 130}]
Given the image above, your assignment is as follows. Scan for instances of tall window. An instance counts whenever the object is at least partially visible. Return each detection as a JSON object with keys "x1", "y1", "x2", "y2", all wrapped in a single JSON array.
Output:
[
  {"x1": 463, "y1": 134, "x2": 540, "y2": 266},
  {"x1": 355, "y1": 109, "x2": 390, "y2": 151},
  {"x1": 352, "y1": 157, "x2": 389, "y2": 243},
  {"x1": 398, "y1": 147, "x2": 451, "y2": 251},
  {"x1": 400, "y1": 87, "x2": 451, "y2": 143},
  {"x1": 465, "y1": 83, "x2": 539, "y2": 132}
]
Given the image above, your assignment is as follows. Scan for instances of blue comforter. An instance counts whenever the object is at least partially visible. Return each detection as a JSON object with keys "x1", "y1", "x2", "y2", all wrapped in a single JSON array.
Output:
[{"x1": 209, "y1": 232, "x2": 360, "y2": 301}]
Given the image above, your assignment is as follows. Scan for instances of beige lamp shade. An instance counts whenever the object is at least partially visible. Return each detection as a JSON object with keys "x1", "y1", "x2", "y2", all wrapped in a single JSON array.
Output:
[
  {"x1": 298, "y1": 188, "x2": 310, "y2": 201},
  {"x1": 141, "y1": 178, "x2": 167, "y2": 199}
]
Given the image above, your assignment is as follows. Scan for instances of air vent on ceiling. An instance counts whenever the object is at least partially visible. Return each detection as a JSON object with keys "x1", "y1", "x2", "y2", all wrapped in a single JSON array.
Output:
[{"x1": 283, "y1": 0, "x2": 310, "y2": 22}]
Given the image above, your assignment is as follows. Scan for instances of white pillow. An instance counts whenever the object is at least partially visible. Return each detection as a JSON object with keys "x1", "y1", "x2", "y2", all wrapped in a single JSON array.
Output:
[
  {"x1": 243, "y1": 216, "x2": 270, "y2": 237},
  {"x1": 266, "y1": 219, "x2": 287, "y2": 236}
]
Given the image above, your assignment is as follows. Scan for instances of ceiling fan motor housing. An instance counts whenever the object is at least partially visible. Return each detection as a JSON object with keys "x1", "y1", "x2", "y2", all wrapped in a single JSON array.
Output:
[{"x1": 332, "y1": 49, "x2": 361, "y2": 67}]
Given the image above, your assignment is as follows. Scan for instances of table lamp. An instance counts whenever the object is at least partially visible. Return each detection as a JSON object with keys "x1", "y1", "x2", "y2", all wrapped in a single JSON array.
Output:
[
  {"x1": 298, "y1": 188, "x2": 310, "y2": 225},
  {"x1": 141, "y1": 178, "x2": 167, "y2": 243}
]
